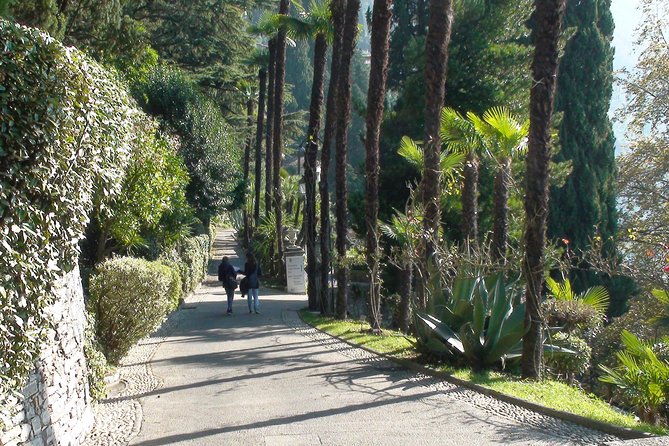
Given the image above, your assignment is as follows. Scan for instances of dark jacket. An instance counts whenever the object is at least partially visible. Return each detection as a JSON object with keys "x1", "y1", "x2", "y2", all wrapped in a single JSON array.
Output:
[
  {"x1": 218, "y1": 261, "x2": 236, "y2": 289},
  {"x1": 241, "y1": 262, "x2": 262, "y2": 289}
]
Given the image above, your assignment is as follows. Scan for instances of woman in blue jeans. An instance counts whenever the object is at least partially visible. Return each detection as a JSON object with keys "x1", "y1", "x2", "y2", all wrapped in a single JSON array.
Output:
[{"x1": 241, "y1": 252, "x2": 262, "y2": 314}]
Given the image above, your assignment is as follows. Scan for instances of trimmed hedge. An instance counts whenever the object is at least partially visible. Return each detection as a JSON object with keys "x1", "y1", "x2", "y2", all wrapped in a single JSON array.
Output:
[
  {"x1": 0, "y1": 19, "x2": 135, "y2": 402},
  {"x1": 89, "y1": 257, "x2": 177, "y2": 364}
]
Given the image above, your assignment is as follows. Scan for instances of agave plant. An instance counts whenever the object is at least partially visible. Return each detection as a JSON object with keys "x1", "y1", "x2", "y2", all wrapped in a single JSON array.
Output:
[
  {"x1": 599, "y1": 330, "x2": 669, "y2": 424},
  {"x1": 415, "y1": 272, "x2": 528, "y2": 368}
]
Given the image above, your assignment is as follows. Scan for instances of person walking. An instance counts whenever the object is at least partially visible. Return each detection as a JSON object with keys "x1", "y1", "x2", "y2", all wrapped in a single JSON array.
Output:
[
  {"x1": 218, "y1": 257, "x2": 237, "y2": 315},
  {"x1": 241, "y1": 252, "x2": 262, "y2": 314}
]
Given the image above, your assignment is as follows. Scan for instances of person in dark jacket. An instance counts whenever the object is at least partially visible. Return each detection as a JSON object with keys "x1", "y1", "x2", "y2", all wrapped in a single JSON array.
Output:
[
  {"x1": 240, "y1": 252, "x2": 262, "y2": 314},
  {"x1": 218, "y1": 257, "x2": 237, "y2": 315}
]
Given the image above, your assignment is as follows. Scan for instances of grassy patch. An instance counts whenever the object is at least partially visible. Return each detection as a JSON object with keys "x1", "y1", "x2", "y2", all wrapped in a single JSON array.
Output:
[
  {"x1": 299, "y1": 309, "x2": 667, "y2": 436},
  {"x1": 299, "y1": 310, "x2": 417, "y2": 358}
]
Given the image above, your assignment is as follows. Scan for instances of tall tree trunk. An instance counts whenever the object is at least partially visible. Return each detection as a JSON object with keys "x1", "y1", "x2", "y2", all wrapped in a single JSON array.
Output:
[
  {"x1": 305, "y1": 33, "x2": 328, "y2": 311},
  {"x1": 420, "y1": 0, "x2": 453, "y2": 309},
  {"x1": 398, "y1": 262, "x2": 412, "y2": 333},
  {"x1": 243, "y1": 98, "x2": 254, "y2": 249},
  {"x1": 265, "y1": 39, "x2": 276, "y2": 217},
  {"x1": 254, "y1": 68, "x2": 267, "y2": 228},
  {"x1": 334, "y1": 0, "x2": 360, "y2": 320},
  {"x1": 320, "y1": 0, "x2": 346, "y2": 315},
  {"x1": 462, "y1": 151, "x2": 479, "y2": 247},
  {"x1": 273, "y1": 0, "x2": 290, "y2": 281},
  {"x1": 522, "y1": 0, "x2": 566, "y2": 379},
  {"x1": 492, "y1": 156, "x2": 511, "y2": 262},
  {"x1": 365, "y1": 0, "x2": 392, "y2": 331}
]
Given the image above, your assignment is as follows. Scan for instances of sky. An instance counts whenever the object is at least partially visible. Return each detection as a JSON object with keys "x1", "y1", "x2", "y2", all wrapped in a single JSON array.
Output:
[{"x1": 610, "y1": 0, "x2": 643, "y2": 152}]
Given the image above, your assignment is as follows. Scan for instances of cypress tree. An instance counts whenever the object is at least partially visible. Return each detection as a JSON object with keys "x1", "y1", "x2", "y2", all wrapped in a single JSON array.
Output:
[{"x1": 549, "y1": 0, "x2": 617, "y2": 272}]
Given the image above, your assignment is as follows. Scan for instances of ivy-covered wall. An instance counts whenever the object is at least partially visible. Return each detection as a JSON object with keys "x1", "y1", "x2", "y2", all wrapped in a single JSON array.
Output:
[
  {"x1": 0, "y1": 19, "x2": 134, "y2": 422},
  {"x1": 1, "y1": 267, "x2": 93, "y2": 445}
]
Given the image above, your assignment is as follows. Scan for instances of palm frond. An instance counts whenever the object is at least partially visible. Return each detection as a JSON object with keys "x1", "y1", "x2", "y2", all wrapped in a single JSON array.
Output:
[
  {"x1": 398, "y1": 136, "x2": 424, "y2": 169},
  {"x1": 580, "y1": 285, "x2": 610, "y2": 316}
]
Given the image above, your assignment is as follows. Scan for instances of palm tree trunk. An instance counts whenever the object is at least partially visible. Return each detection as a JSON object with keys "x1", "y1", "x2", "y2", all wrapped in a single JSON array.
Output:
[
  {"x1": 243, "y1": 98, "x2": 254, "y2": 249},
  {"x1": 462, "y1": 151, "x2": 479, "y2": 247},
  {"x1": 365, "y1": 0, "x2": 393, "y2": 331},
  {"x1": 305, "y1": 33, "x2": 328, "y2": 311},
  {"x1": 522, "y1": 0, "x2": 566, "y2": 379},
  {"x1": 273, "y1": 0, "x2": 290, "y2": 281},
  {"x1": 320, "y1": 0, "x2": 346, "y2": 315},
  {"x1": 398, "y1": 262, "x2": 412, "y2": 333},
  {"x1": 334, "y1": 0, "x2": 361, "y2": 320},
  {"x1": 265, "y1": 39, "x2": 276, "y2": 217},
  {"x1": 421, "y1": 0, "x2": 453, "y2": 309},
  {"x1": 492, "y1": 156, "x2": 511, "y2": 262},
  {"x1": 254, "y1": 68, "x2": 267, "y2": 228}
]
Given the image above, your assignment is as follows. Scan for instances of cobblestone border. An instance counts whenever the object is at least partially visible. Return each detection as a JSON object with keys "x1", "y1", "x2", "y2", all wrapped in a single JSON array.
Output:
[{"x1": 282, "y1": 308, "x2": 622, "y2": 446}]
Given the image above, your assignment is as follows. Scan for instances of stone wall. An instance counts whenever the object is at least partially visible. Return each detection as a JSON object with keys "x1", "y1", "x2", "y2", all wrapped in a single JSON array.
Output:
[{"x1": 1, "y1": 266, "x2": 93, "y2": 446}]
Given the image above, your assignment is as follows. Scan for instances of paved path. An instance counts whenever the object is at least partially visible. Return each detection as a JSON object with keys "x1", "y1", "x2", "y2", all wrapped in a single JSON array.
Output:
[{"x1": 123, "y1": 230, "x2": 619, "y2": 446}]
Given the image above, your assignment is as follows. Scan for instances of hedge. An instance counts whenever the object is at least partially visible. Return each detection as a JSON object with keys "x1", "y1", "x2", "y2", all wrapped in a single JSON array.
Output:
[
  {"x1": 0, "y1": 19, "x2": 135, "y2": 405},
  {"x1": 89, "y1": 257, "x2": 178, "y2": 364}
]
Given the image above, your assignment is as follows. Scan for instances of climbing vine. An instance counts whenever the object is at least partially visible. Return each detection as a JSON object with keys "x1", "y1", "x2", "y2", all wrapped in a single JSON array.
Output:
[{"x1": 0, "y1": 20, "x2": 135, "y2": 412}]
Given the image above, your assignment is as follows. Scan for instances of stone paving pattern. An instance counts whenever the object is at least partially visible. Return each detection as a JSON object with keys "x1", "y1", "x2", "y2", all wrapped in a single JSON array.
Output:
[{"x1": 82, "y1": 229, "x2": 666, "y2": 446}]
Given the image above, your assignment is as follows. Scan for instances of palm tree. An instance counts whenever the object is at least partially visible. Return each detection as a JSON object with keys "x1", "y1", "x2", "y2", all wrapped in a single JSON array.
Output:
[
  {"x1": 334, "y1": 0, "x2": 360, "y2": 320},
  {"x1": 380, "y1": 210, "x2": 423, "y2": 333},
  {"x1": 242, "y1": 94, "x2": 255, "y2": 248},
  {"x1": 474, "y1": 107, "x2": 529, "y2": 262},
  {"x1": 440, "y1": 108, "x2": 483, "y2": 247},
  {"x1": 266, "y1": 38, "x2": 276, "y2": 218},
  {"x1": 421, "y1": 0, "x2": 454, "y2": 308},
  {"x1": 272, "y1": 0, "x2": 290, "y2": 280},
  {"x1": 522, "y1": 0, "x2": 566, "y2": 379},
  {"x1": 364, "y1": 0, "x2": 393, "y2": 331},
  {"x1": 319, "y1": 0, "x2": 346, "y2": 315},
  {"x1": 277, "y1": 0, "x2": 332, "y2": 311},
  {"x1": 252, "y1": 54, "x2": 268, "y2": 228},
  {"x1": 248, "y1": 14, "x2": 279, "y2": 218}
]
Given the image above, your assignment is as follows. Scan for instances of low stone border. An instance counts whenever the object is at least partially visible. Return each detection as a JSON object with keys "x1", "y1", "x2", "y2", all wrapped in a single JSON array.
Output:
[{"x1": 285, "y1": 309, "x2": 659, "y2": 445}]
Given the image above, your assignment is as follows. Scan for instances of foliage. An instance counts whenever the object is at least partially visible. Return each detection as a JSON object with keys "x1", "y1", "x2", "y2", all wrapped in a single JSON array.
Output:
[
  {"x1": 613, "y1": 0, "x2": 669, "y2": 297},
  {"x1": 91, "y1": 119, "x2": 191, "y2": 260},
  {"x1": 545, "y1": 277, "x2": 609, "y2": 320},
  {"x1": 548, "y1": 0, "x2": 617, "y2": 275},
  {"x1": 591, "y1": 292, "x2": 668, "y2": 370},
  {"x1": 542, "y1": 299, "x2": 601, "y2": 335},
  {"x1": 140, "y1": 66, "x2": 243, "y2": 223},
  {"x1": 0, "y1": 20, "x2": 134, "y2": 405},
  {"x1": 599, "y1": 330, "x2": 669, "y2": 424},
  {"x1": 89, "y1": 257, "x2": 176, "y2": 364},
  {"x1": 415, "y1": 272, "x2": 528, "y2": 368},
  {"x1": 179, "y1": 235, "x2": 211, "y2": 294},
  {"x1": 544, "y1": 332, "x2": 591, "y2": 382},
  {"x1": 651, "y1": 289, "x2": 669, "y2": 330},
  {"x1": 250, "y1": 212, "x2": 278, "y2": 273},
  {"x1": 84, "y1": 312, "x2": 109, "y2": 402}
]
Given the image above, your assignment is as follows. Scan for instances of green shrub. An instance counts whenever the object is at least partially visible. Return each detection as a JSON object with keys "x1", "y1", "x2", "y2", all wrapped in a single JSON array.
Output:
[
  {"x1": 90, "y1": 257, "x2": 173, "y2": 364},
  {"x1": 600, "y1": 330, "x2": 669, "y2": 425},
  {"x1": 180, "y1": 235, "x2": 211, "y2": 292},
  {"x1": 545, "y1": 332, "x2": 591, "y2": 382},
  {"x1": 543, "y1": 299, "x2": 601, "y2": 334},
  {"x1": 83, "y1": 312, "x2": 109, "y2": 402},
  {"x1": 164, "y1": 265, "x2": 183, "y2": 310},
  {"x1": 591, "y1": 293, "x2": 667, "y2": 369},
  {"x1": 0, "y1": 19, "x2": 134, "y2": 402}
]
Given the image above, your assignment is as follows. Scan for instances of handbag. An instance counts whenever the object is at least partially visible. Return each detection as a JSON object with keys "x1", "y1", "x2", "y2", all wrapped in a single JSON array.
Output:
[{"x1": 225, "y1": 275, "x2": 238, "y2": 290}]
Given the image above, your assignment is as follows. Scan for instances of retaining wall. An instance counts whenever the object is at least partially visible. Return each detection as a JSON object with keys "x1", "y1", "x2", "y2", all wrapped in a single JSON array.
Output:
[{"x1": 1, "y1": 266, "x2": 93, "y2": 445}]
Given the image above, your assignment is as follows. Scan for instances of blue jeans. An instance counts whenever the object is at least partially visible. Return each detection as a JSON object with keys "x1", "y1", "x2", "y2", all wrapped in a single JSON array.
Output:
[
  {"x1": 225, "y1": 287, "x2": 235, "y2": 312},
  {"x1": 247, "y1": 288, "x2": 259, "y2": 313}
]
